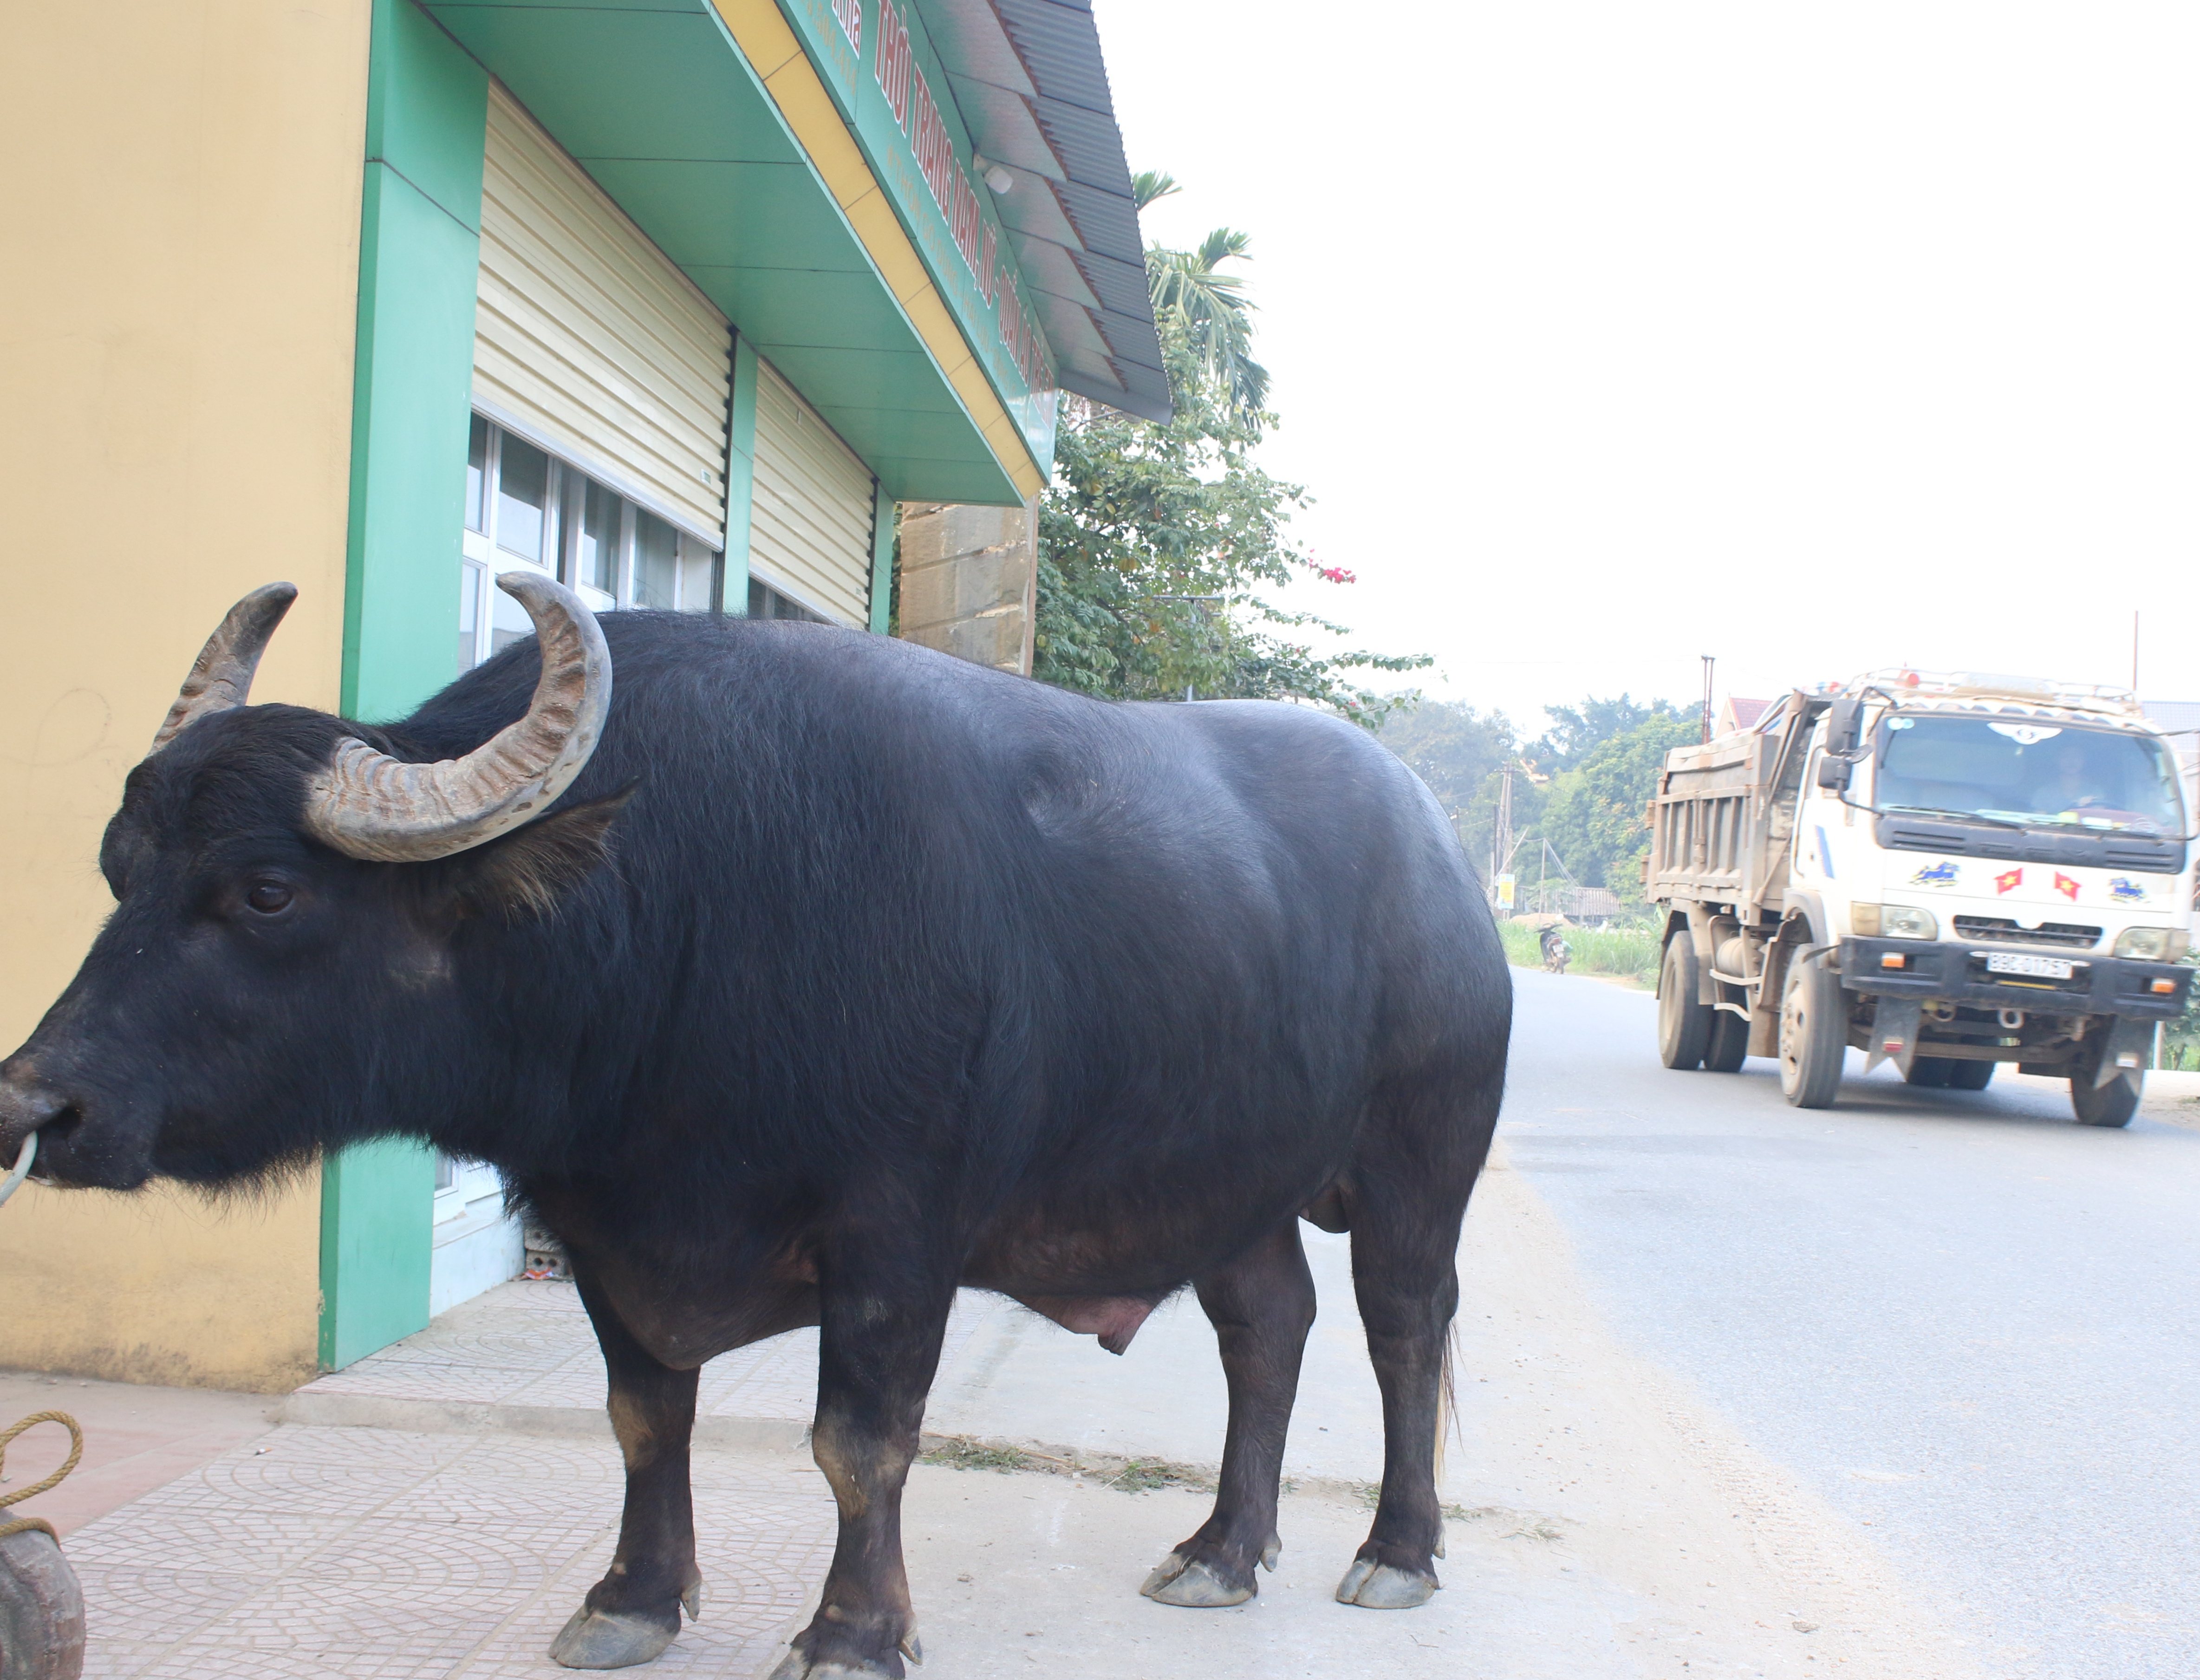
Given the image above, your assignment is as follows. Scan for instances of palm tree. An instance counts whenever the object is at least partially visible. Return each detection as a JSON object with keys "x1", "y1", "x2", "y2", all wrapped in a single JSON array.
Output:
[{"x1": 1131, "y1": 172, "x2": 1270, "y2": 417}]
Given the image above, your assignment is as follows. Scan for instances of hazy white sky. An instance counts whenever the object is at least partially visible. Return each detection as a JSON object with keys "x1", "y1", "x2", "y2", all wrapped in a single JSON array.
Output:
[{"x1": 1094, "y1": 1, "x2": 2200, "y2": 731}]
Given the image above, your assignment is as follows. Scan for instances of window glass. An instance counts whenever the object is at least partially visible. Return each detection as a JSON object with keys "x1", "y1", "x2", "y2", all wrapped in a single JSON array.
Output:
[
  {"x1": 457, "y1": 560, "x2": 483, "y2": 673},
  {"x1": 496, "y1": 436, "x2": 551, "y2": 562},
  {"x1": 577, "y1": 482, "x2": 623, "y2": 595},
  {"x1": 748, "y1": 579, "x2": 826, "y2": 623},
  {"x1": 1876, "y1": 716, "x2": 2184, "y2": 834},
  {"x1": 490, "y1": 575, "x2": 534, "y2": 654},
  {"x1": 633, "y1": 510, "x2": 678, "y2": 608},
  {"x1": 465, "y1": 416, "x2": 489, "y2": 533}
]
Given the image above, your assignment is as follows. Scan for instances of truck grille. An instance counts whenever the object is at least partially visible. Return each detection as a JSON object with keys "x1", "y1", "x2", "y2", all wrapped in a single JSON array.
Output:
[{"x1": 1952, "y1": 916, "x2": 2102, "y2": 950}]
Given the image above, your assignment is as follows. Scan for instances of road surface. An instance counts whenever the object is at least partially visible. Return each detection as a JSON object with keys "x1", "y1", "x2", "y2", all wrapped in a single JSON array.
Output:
[{"x1": 1504, "y1": 967, "x2": 2200, "y2": 1680}]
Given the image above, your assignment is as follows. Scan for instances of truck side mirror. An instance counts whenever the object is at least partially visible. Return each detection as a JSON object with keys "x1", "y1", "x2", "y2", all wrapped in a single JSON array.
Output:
[
  {"x1": 1826, "y1": 697, "x2": 1863, "y2": 756},
  {"x1": 1816, "y1": 752, "x2": 1853, "y2": 791}
]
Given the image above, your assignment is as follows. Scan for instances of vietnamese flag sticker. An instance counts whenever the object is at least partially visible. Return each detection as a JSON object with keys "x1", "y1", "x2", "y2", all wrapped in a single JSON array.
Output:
[
  {"x1": 2054, "y1": 871, "x2": 2081, "y2": 901},
  {"x1": 1995, "y1": 868, "x2": 2023, "y2": 894}
]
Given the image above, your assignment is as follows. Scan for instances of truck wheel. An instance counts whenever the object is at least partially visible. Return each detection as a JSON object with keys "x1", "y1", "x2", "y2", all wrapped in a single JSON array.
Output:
[
  {"x1": 1778, "y1": 955, "x2": 1845, "y2": 1108},
  {"x1": 1705, "y1": 1004, "x2": 1750, "y2": 1073},
  {"x1": 1946, "y1": 1060, "x2": 1994, "y2": 1091},
  {"x1": 2072, "y1": 1070, "x2": 2140, "y2": 1127},
  {"x1": 1658, "y1": 935, "x2": 1712, "y2": 1070},
  {"x1": 1904, "y1": 1057, "x2": 1953, "y2": 1087}
]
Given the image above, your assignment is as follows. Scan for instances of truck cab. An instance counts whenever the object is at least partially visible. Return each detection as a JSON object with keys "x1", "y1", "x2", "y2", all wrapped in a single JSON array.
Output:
[{"x1": 1647, "y1": 670, "x2": 2194, "y2": 1124}]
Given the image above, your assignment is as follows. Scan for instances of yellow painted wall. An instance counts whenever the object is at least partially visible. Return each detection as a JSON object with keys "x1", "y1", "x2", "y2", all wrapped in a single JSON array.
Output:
[{"x1": 0, "y1": 0, "x2": 373, "y2": 1391}]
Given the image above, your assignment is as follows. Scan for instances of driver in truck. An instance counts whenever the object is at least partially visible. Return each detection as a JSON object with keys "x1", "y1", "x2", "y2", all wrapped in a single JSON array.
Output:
[{"x1": 2035, "y1": 738, "x2": 2110, "y2": 819}]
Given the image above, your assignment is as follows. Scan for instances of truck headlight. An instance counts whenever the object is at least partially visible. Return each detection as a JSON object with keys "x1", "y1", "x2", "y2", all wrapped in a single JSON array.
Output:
[
  {"x1": 2113, "y1": 927, "x2": 2189, "y2": 961},
  {"x1": 1854, "y1": 903, "x2": 1935, "y2": 940}
]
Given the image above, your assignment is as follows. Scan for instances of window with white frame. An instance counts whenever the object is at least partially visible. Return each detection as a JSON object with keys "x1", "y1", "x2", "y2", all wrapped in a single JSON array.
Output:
[{"x1": 460, "y1": 414, "x2": 723, "y2": 673}]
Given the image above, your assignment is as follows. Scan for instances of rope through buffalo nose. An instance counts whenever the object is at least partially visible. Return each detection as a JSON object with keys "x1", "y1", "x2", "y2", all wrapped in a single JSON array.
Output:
[
  {"x1": 0, "y1": 1411, "x2": 84, "y2": 1542},
  {"x1": 0, "y1": 1132, "x2": 33, "y2": 1210}
]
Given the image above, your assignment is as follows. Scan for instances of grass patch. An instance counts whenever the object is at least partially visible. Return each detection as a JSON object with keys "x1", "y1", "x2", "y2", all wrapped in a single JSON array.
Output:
[
  {"x1": 919, "y1": 1439, "x2": 1036, "y2": 1474},
  {"x1": 917, "y1": 1433, "x2": 1213, "y2": 1494},
  {"x1": 1497, "y1": 918, "x2": 1661, "y2": 987}
]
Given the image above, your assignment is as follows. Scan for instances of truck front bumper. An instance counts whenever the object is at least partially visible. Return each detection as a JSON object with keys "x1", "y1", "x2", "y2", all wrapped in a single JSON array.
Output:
[{"x1": 1839, "y1": 937, "x2": 2191, "y2": 1019}]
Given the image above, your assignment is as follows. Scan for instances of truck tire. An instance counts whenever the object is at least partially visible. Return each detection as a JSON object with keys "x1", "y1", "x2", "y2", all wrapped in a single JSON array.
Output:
[
  {"x1": 1705, "y1": 1004, "x2": 1750, "y2": 1073},
  {"x1": 1658, "y1": 934, "x2": 1712, "y2": 1070},
  {"x1": 2072, "y1": 1070, "x2": 2140, "y2": 1127},
  {"x1": 1947, "y1": 1059, "x2": 1994, "y2": 1091},
  {"x1": 1904, "y1": 1056, "x2": 1954, "y2": 1087},
  {"x1": 1778, "y1": 955, "x2": 1845, "y2": 1108}
]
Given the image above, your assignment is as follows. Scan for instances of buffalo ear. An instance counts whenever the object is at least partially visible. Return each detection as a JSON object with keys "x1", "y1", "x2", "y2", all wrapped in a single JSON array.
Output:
[{"x1": 443, "y1": 788, "x2": 633, "y2": 920}]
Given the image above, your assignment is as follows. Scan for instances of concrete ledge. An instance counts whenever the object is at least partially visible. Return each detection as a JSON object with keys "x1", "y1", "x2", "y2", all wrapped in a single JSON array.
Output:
[{"x1": 278, "y1": 1391, "x2": 810, "y2": 1452}]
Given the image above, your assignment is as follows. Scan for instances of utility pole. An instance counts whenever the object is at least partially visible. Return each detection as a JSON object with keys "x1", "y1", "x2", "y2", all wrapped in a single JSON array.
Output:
[
  {"x1": 1490, "y1": 764, "x2": 1514, "y2": 907},
  {"x1": 1700, "y1": 654, "x2": 1715, "y2": 744}
]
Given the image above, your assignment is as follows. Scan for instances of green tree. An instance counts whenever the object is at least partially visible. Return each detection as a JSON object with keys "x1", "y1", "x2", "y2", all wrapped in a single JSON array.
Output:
[
  {"x1": 1536, "y1": 711, "x2": 1698, "y2": 897},
  {"x1": 1529, "y1": 694, "x2": 1679, "y2": 773},
  {"x1": 1033, "y1": 182, "x2": 1425, "y2": 724}
]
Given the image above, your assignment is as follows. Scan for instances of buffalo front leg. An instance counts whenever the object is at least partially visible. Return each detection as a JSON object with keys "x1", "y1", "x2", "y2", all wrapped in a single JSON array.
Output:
[
  {"x1": 552, "y1": 1270, "x2": 703, "y2": 1670},
  {"x1": 773, "y1": 1263, "x2": 954, "y2": 1680},
  {"x1": 1141, "y1": 1220, "x2": 1317, "y2": 1608}
]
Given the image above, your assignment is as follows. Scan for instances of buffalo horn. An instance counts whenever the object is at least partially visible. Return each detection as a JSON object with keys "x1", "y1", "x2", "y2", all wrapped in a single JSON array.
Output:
[
  {"x1": 150, "y1": 582, "x2": 299, "y2": 752},
  {"x1": 304, "y1": 573, "x2": 612, "y2": 863}
]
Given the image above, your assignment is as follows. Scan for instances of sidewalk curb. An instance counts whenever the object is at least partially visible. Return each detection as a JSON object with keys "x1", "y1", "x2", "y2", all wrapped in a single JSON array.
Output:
[{"x1": 276, "y1": 1392, "x2": 809, "y2": 1453}]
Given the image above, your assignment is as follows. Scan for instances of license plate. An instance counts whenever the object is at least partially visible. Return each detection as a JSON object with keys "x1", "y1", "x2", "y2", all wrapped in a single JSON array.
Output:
[{"x1": 1986, "y1": 952, "x2": 2075, "y2": 979}]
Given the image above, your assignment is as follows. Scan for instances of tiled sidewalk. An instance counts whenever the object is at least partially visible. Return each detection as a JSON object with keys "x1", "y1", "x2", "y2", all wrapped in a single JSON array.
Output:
[
  {"x1": 64, "y1": 1423, "x2": 832, "y2": 1680},
  {"x1": 53, "y1": 1281, "x2": 1012, "y2": 1680}
]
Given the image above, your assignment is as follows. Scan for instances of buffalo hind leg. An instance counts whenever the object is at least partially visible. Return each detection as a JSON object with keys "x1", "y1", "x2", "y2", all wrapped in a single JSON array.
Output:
[
  {"x1": 772, "y1": 1254, "x2": 954, "y2": 1679},
  {"x1": 1141, "y1": 1220, "x2": 1317, "y2": 1608},
  {"x1": 1338, "y1": 1094, "x2": 1487, "y2": 1608},
  {"x1": 553, "y1": 1268, "x2": 703, "y2": 1669}
]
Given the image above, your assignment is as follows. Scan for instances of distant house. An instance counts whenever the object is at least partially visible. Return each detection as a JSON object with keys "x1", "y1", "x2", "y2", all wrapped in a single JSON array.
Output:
[
  {"x1": 1571, "y1": 887, "x2": 1624, "y2": 925},
  {"x1": 1717, "y1": 697, "x2": 1773, "y2": 736}
]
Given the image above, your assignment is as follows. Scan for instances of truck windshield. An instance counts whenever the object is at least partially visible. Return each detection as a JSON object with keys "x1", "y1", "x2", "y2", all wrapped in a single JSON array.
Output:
[{"x1": 1874, "y1": 715, "x2": 2184, "y2": 835}]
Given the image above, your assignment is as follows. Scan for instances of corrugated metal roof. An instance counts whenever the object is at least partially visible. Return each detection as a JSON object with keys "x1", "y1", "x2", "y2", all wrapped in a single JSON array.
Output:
[{"x1": 917, "y1": 0, "x2": 1172, "y2": 423}]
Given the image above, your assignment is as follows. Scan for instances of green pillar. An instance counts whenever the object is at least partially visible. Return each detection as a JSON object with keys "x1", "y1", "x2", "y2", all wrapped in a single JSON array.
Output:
[
  {"x1": 868, "y1": 482, "x2": 897, "y2": 635},
  {"x1": 321, "y1": 0, "x2": 488, "y2": 1371},
  {"x1": 722, "y1": 337, "x2": 760, "y2": 613}
]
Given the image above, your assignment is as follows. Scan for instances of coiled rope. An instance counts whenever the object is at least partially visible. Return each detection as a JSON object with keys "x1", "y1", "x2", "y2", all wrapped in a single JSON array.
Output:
[
  {"x1": 0, "y1": 1131, "x2": 34, "y2": 1210},
  {"x1": 0, "y1": 1413, "x2": 83, "y2": 1543}
]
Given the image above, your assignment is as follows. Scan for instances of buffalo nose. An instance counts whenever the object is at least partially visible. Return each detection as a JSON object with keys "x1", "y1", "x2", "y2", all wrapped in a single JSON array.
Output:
[{"x1": 0, "y1": 1067, "x2": 71, "y2": 1157}]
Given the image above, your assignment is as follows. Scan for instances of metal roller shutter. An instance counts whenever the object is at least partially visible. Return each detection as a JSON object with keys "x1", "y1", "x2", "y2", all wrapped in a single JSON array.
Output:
[
  {"x1": 750, "y1": 360, "x2": 878, "y2": 627},
  {"x1": 475, "y1": 85, "x2": 731, "y2": 545}
]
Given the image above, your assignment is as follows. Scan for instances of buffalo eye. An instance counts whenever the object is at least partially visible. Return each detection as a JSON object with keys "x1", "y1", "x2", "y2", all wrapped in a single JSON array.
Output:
[{"x1": 245, "y1": 881, "x2": 294, "y2": 916}]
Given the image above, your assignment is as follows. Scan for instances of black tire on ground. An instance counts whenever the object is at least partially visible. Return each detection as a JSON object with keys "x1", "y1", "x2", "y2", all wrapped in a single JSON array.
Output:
[
  {"x1": 0, "y1": 1528, "x2": 85, "y2": 1680},
  {"x1": 1705, "y1": 1003, "x2": 1750, "y2": 1073},
  {"x1": 1946, "y1": 1059, "x2": 1995, "y2": 1091},
  {"x1": 1657, "y1": 934, "x2": 1712, "y2": 1071},
  {"x1": 2072, "y1": 1069, "x2": 2140, "y2": 1127},
  {"x1": 1779, "y1": 954, "x2": 1846, "y2": 1108},
  {"x1": 1904, "y1": 1056, "x2": 1954, "y2": 1087}
]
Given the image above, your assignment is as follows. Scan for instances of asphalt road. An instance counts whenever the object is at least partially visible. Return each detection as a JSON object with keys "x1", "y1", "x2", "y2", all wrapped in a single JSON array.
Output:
[{"x1": 1503, "y1": 967, "x2": 2200, "y2": 1680}]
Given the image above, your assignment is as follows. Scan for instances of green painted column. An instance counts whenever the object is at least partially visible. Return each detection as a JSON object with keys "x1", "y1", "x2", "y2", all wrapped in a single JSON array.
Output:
[
  {"x1": 721, "y1": 338, "x2": 760, "y2": 613},
  {"x1": 868, "y1": 482, "x2": 897, "y2": 635},
  {"x1": 321, "y1": 0, "x2": 488, "y2": 1371}
]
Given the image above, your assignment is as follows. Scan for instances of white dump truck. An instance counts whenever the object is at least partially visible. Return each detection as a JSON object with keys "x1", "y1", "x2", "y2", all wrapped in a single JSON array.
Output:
[{"x1": 1645, "y1": 670, "x2": 2194, "y2": 1124}]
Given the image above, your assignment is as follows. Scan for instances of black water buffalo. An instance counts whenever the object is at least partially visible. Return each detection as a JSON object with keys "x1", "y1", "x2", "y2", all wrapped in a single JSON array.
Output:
[{"x1": 0, "y1": 577, "x2": 1509, "y2": 1674}]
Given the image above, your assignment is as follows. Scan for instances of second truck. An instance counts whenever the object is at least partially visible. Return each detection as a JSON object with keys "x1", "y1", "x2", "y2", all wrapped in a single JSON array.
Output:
[{"x1": 1646, "y1": 669, "x2": 2194, "y2": 1124}]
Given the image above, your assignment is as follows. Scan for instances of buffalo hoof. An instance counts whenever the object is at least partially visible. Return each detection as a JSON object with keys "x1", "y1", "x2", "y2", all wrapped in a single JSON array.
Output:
[
  {"x1": 766, "y1": 1652, "x2": 910, "y2": 1680},
  {"x1": 549, "y1": 1605, "x2": 679, "y2": 1669},
  {"x1": 1334, "y1": 1556, "x2": 1438, "y2": 1609},
  {"x1": 766, "y1": 1628, "x2": 921, "y2": 1678},
  {"x1": 1139, "y1": 1550, "x2": 1254, "y2": 1608}
]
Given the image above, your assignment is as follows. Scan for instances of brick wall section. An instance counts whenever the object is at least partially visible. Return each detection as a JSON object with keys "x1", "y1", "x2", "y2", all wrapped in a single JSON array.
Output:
[{"x1": 895, "y1": 499, "x2": 1039, "y2": 676}]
